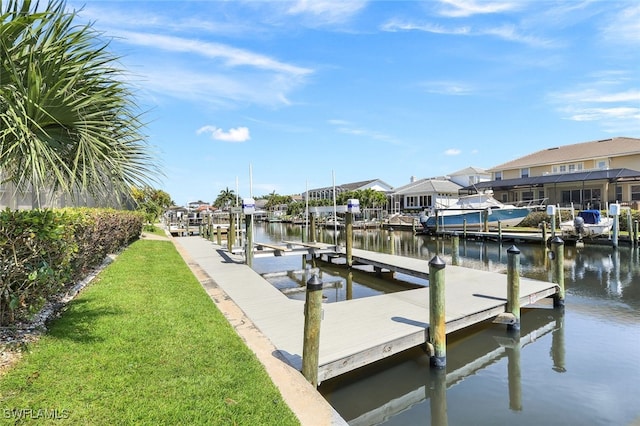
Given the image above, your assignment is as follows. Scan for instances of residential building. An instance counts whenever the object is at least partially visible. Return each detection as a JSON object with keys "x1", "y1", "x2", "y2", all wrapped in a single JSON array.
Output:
[
  {"x1": 473, "y1": 137, "x2": 640, "y2": 209},
  {"x1": 304, "y1": 179, "x2": 394, "y2": 202},
  {"x1": 390, "y1": 177, "x2": 462, "y2": 214}
]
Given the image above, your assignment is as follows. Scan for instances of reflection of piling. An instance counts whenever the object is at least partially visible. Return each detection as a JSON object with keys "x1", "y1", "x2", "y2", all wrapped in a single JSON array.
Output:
[
  {"x1": 612, "y1": 214, "x2": 619, "y2": 248},
  {"x1": 551, "y1": 237, "x2": 565, "y2": 307},
  {"x1": 388, "y1": 227, "x2": 395, "y2": 255},
  {"x1": 429, "y1": 368, "x2": 448, "y2": 426},
  {"x1": 302, "y1": 275, "x2": 323, "y2": 387},
  {"x1": 346, "y1": 212, "x2": 354, "y2": 267},
  {"x1": 346, "y1": 271, "x2": 353, "y2": 300},
  {"x1": 429, "y1": 256, "x2": 446, "y2": 369},
  {"x1": 551, "y1": 311, "x2": 566, "y2": 373},
  {"x1": 507, "y1": 337, "x2": 523, "y2": 411},
  {"x1": 451, "y1": 232, "x2": 460, "y2": 266},
  {"x1": 507, "y1": 245, "x2": 521, "y2": 332}
]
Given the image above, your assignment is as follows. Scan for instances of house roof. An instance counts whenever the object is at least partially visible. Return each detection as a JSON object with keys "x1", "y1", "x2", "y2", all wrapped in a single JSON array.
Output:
[
  {"x1": 467, "y1": 168, "x2": 640, "y2": 191},
  {"x1": 394, "y1": 178, "x2": 462, "y2": 195},
  {"x1": 488, "y1": 137, "x2": 640, "y2": 171},
  {"x1": 449, "y1": 166, "x2": 489, "y2": 176},
  {"x1": 309, "y1": 179, "x2": 393, "y2": 193}
]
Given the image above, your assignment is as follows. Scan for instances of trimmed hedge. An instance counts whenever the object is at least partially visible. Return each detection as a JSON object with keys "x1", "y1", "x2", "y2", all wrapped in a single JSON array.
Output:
[{"x1": 0, "y1": 208, "x2": 143, "y2": 325}]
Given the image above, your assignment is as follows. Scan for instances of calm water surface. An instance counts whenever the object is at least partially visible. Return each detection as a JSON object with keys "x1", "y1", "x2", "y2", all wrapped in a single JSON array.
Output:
[{"x1": 251, "y1": 223, "x2": 640, "y2": 426}]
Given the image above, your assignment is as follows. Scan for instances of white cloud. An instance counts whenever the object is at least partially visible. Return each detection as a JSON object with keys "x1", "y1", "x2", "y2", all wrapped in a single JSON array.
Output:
[
  {"x1": 381, "y1": 20, "x2": 555, "y2": 48},
  {"x1": 421, "y1": 81, "x2": 475, "y2": 96},
  {"x1": 286, "y1": 0, "x2": 367, "y2": 24},
  {"x1": 197, "y1": 126, "x2": 251, "y2": 143},
  {"x1": 113, "y1": 31, "x2": 312, "y2": 77},
  {"x1": 328, "y1": 120, "x2": 400, "y2": 145},
  {"x1": 600, "y1": 4, "x2": 640, "y2": 46},
  {"x1": 445, "y1": 149, "x2": 462, "y2": 155},
  {"x1": 547, "y1": 74, "x2": 640, "y2": 133},
  {"x1": 436, "y1": 0, "x2": 522, "y2": 18}
]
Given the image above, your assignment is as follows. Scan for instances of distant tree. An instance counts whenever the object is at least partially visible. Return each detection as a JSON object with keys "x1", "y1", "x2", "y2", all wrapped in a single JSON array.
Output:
[
  {"x1": 337, "y1": 189, "x2": 387, "y2": 209},
  {"x1": 131, "y1": 186, "x2": 173, "y2": 224},
  {"x1": 213, "y1": 187, "x2": 237, "y2": 208},
  {"x1": 0, "y1": 0, "x2": 161, "y2": 205},
  {"x1": 264, "y1": 191, "x2": 292, "y2": 209}
]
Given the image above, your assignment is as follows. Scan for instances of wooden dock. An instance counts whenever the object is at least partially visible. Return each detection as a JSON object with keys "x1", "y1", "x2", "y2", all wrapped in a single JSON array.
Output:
[{"x1": 174, "y1": 237, "x2": 558, "y2": 383}]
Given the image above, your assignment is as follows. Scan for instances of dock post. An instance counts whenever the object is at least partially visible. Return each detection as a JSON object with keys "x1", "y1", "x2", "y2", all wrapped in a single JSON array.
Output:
[
  {"x1": 612, "y1": 214, "x2": 619, "y2": 248},
  {"x1": 429, "y1": 256, "x2": 446, "y2": 369},
  {"x1": 228, "y1": 213, "x2": 235, "y2": 251},
  {"x1": 346, "y1": 212, "x2": 353, "y2": 267},
  {"x1": 542, "y1": 221, "x2": 548, "y2": 246},
  {"x1": 550, "y1": 237, "x2": 565, "y2": 308},
  {"x1": 309, "y1": 213, "x2": 316, "y2": 242},
  {"x1": 626, "y1": 210, "x2": 633, "y2": 244},
  {"x1": 506, "y1": 245, "x2": 521, "y2": 331},
  {"x1": 498, "y1": 220, "x2": 503, "y2": 242},
  {"x1": 635, "y1": 220, "x2": 639, "y2": 247},
  {"x1": 451, "y1": 232, "x2": 460, "y2": 266},
  {"x1": 483, "y1": 209, "x2": 489, "y2": 232},
  {"x1": 185, "y1": 218, "x2": 189, "y2": 236},
  {"x1": 245, "y1": 214, "x2": 253, "y2": 267},
  {"x1": 302, "y1": 275, "x2": 323, "y2": 387},
  {"x1": 463, "y1": 218, "x2": 467, "y2": 239},
  {"x1": 216, "y1": 226, "x2": 222, "y2": 246}
]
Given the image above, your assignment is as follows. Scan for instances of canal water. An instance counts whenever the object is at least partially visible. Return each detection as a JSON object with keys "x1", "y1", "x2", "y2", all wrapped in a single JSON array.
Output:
[{"x1": 251, "y1": 222, "x2": 640, "y2": 426}]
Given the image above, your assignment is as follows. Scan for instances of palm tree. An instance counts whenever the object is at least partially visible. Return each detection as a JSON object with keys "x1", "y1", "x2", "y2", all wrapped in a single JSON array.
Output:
[
  {"x1": 0, "y1": 0, "x2": 160, "y2": 206},
  {"x1": 213, "y1": 187, "x2": 236, "y2": 209}
]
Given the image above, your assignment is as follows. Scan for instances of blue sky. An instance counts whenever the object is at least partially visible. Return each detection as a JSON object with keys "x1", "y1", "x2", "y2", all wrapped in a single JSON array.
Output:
[{"x1": 72, "y1": 0, "x2": 639, "y2": 205}]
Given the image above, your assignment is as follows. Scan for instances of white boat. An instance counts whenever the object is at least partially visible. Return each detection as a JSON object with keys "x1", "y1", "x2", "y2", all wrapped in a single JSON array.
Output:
[
  {"x1": 560, "y1": 209, "x2": 613, "y2": 238},
  {"x1": 420, "y1": 191, "x2": 536, "y2": 232}
]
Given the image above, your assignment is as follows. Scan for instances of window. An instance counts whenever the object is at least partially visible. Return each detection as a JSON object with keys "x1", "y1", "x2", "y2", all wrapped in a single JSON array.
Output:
[
  {"x1": 568, "y1": 164, "x2": 576, "y2": 172},
  {"x1": 632, "y1": 185, "x2": 640, "y2": 201},
  {"x1": 522, "y1": 191, "x2": 533, "y2": 201},
  {"x1": 597, "y1": 160, "x2": 607, "y2": 170},
  {"x1": 495, "y1": 171, "x2": 502, "y2": 181},
  {"x1": 559, "y1": 165, "x2": 567, "y2": 173},
  {"x1": 521, "y1": 168, "x2": 529, "y2": 178}
]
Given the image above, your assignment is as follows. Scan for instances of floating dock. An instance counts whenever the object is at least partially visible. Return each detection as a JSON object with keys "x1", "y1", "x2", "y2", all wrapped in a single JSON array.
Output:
[{"x1": 174, "y1": 237, "x2": 558, "y2": 383}]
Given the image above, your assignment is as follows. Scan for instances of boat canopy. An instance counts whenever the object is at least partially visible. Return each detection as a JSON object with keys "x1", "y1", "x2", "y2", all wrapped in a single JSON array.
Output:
[{"x1": 578, "y1": 210, "x2": 601, "y2": 224}]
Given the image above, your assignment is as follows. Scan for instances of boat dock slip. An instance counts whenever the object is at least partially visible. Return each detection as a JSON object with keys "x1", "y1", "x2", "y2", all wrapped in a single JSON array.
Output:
[{"x1": 174, "y1": 237, "x2": 558, "y2": 383}]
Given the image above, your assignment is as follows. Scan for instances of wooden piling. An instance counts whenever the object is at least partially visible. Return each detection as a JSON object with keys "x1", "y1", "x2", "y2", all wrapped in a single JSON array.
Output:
[
  {"x1": 302, "y1": 274, "x2": 323, "y2": 387},
  {"x1": 635, "y1": 220, "x2": 639, "y2": 247},
  {"x1": 216, "y1": 226, "x2": 222, "y2": 246},
  {"x1": 551, "y1": 236, "x2": 565, "y2": 307},
  {"x1": 626, "y1": 210, "x2": 633, "y2": 244},
  {"x1": 483, "y1": 209, "x2": 489, "y2": 232},
  {"x1": 228, "y1": 213, "x2": 235, "y2": 251},
  {"x1": 245, "y1": 214, "x2": 253, "y2": 267},
  {"x1": 346, "y1": 212, "x2": 353, "y2": 267},
  {"x1": 542, "y1": 221, "x2": 548, "y2": 247},
  {"x1": 451, "y1": 232, "x2": 460, "y2": 266},
  {"x1": 507, "y1": 245, "x2": 521, "y2": 331},
  {"x1": 463, "y1": 218, "x2": 467, "y2": 239},
  {"x1": 498, "y1": 220, "x2": 503, "y2": 242},
  {"x1": 429, "y1": 256, "x2": 446, "y2": 369},
  {"x1": 309, "y1": 212, "x2": 316, "y2": 242}
]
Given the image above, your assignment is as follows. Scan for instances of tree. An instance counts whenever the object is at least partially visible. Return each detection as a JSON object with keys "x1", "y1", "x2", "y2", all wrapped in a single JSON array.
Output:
[
  {"x1": 213, "y1": 187, "x2": 237, "y2": 209},
  {"x1": 0, "y1": 0, "x2": 160, "y2": 206},
  {"x1": 131, "y1": 186, "x2": 173, "y2": 224}
]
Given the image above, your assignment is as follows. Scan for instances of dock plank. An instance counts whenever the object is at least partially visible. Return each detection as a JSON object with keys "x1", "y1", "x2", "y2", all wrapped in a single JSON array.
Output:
[{"x1": 175, "y1": 237, "x2": 558, "y2": 383}]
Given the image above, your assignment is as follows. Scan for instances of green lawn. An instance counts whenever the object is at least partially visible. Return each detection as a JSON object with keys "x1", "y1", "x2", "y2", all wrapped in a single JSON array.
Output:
[{"x1": 0, "y1": 240, "x2": 299, "y2": 425}]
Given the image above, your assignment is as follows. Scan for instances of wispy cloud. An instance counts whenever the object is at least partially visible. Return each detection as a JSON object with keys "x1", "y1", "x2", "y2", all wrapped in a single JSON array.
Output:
[
  {"x1": 547, "y1": 73, "x2": 640, "y2": 133},
  {"x1": 381, "y1": 20, "x2": 555, "y2": 48},
  {"x1": 599, "y1": 4, "x2": 640, "y2": 46},
  {"x1": 328, "y1": 119, "x2": 400, "y2": 145},
  {"x1": 113, "y1": 31, "x2": 312, "y2": 77},
  {"x1": 444, "y1": 149, "x2": 462, "y2": 155},
  {"x1": 286, "y1": 0, "x2": 367, "y2": 24},
  {"x1": 436, "y1": 0, "x2": 522, "y2": 18},
  {"x1": 420, "y1": 81, "x2": 475, "y2": 96},
  {"x1": 197, "y1": 125, "x2": 251, "y2": 143}
]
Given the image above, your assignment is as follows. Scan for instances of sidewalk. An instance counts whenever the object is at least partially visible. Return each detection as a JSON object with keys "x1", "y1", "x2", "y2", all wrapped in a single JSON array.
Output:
[{"x1": 162, "y1": 233, "x2": 347, "y2": 426}]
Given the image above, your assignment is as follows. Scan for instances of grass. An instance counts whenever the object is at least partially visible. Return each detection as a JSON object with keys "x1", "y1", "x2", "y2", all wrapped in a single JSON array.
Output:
[{"x1": 0, "y1": 240, "x2": 299, "y2": 425}]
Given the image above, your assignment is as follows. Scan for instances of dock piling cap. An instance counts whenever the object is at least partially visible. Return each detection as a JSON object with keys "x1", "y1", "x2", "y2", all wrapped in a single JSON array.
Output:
[
  {"x1": 306, "y1": 274, "x2": 323, "y2": 291},
  {"x1": 507, "y1": 245, "x2": 520, "y2": 254},
  {"x1": 429, "y1": 256, "x2": 446, "y2": 270}
]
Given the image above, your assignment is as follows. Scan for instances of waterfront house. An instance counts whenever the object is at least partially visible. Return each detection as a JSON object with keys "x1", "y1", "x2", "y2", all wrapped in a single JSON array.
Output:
[
  {"x1": 470, "y1": 137, "x2": 640, "y2": 209},
  {"x1": 390, "y1": 177, "x2": 462, "y2": 214},
  {"x1": 304, "y1": 179, "x2": 394, "y2": 202}
]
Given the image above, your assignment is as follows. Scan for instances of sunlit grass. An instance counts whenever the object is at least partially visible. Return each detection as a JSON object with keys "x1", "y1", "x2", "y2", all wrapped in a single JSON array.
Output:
[{"x1": 0, "y1": 240, "x2": 299, "y2": 425}]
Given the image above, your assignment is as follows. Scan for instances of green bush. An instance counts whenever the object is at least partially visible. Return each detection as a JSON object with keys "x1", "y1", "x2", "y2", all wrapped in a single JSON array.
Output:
[{"x1": 0, "y1": 208, "x2": 143, "y2": 325}]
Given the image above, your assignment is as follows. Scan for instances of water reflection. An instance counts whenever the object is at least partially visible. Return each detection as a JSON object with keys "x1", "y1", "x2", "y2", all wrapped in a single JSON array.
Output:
[{"x1": 319, "y1": 309, "x2": 564, "y2": 425}]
